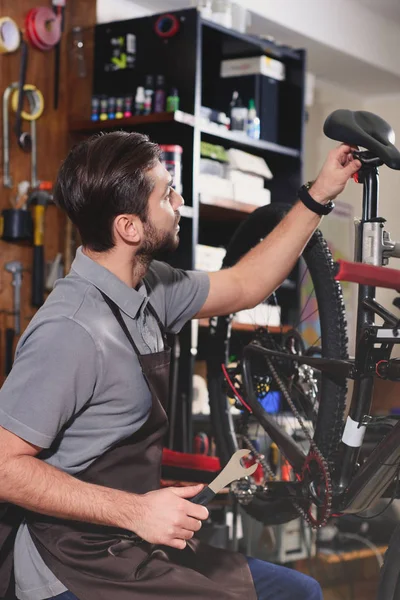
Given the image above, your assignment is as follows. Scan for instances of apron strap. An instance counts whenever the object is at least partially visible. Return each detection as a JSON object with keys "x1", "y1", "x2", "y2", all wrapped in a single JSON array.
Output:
[
  {"x1": 142, "y1": 279, "x2": 168, "y2": 341},
  {"x1": 100, "y1": 292, "x2": 142, "y2": 355},
  {"x1": 99, "y1": 290, "x2": 168, "y2": 355}
]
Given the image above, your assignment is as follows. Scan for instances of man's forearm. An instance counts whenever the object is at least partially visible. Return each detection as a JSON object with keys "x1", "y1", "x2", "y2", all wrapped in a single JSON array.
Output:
[
  {"x1": 234, "y1": 201, "x2": 321, "y2": 308},
  {"x1": 0, "y1": 454, "x2": 138, "y2": 531}
]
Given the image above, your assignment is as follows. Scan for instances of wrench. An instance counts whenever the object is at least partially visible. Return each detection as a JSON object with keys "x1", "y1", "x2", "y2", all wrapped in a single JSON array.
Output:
[
  {"x1": 190, "y1": 448, "x2": 258, "y2": 505},
  {"x1": 107, "y1": 449, "x2": 258, "y2": 557},
  {"x1": 5, "y1": 261, "x2": 23, "y2": 336}
]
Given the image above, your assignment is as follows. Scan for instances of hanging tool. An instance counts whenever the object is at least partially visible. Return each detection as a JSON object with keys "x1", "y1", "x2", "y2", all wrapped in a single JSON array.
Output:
[
  {"x1": 3, "y1": 82, "x2": 44, "y2": 189},
  {"x1": 14, "y1": 38, "x2": 30, "y2": 151},
  {"x1": 52, "y1": 0, "x2": 66, "y2": 110},
  {"x1": 4, "y1": 261, "x2": 23, "y2": 376},
  {"x1": 29, "y1": 185, "x2": 52, "y2": 307}
]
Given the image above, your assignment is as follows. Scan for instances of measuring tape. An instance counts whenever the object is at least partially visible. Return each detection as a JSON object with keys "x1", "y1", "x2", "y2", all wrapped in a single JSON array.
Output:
[
  {"x1": 0, "y1": 17, "x2": 21, "y2": 54},
  {"x1": 11, "y1": 84, "x2": 44, "y2": 121},
  {"x1": 25, "y1": 6, "x2": 61, "y2": 51}
]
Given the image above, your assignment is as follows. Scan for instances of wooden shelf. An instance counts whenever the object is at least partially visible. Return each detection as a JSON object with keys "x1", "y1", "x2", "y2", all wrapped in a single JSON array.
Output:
[
  {"x1": 199, "y1": 196, "x2": 260, "y2": 220},
  {"x1": 317, "y1": 545, "x2": 387, "y2": 564},
  {"x1": 69, "y1": 111, "x2": 179, "y2": 133},
  {"x1": 69, "y1": 110, "x2": 300, "y2": 158},
  {"x1": 198, "y1": 318, "x2": 291, "y2": 333},
  {"x1": 200, "y1": 120, "x2": 300, "y2": 157},
  {"x1": 201, "y1": 18, "x2": 302, "y2": 61}
]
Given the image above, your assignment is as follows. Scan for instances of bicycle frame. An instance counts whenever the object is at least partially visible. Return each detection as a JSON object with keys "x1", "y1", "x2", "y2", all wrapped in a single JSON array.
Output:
[{"x1": 242, "y1": 155, "x2": 400, "y2": 515}]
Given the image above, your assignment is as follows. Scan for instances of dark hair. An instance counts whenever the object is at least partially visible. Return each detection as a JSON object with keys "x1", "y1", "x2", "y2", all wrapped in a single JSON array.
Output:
[{"x1": 54, "y1": 131, "x2": 161, "y2": 251}]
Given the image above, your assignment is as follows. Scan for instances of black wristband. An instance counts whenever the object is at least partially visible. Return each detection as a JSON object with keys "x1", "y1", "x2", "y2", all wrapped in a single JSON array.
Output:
[{"x1": 298, "y1": 184, "x2": 335, "y2": 216}]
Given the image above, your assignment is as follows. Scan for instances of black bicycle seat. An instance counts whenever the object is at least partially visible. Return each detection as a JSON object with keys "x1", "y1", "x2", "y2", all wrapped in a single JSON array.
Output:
[{"x1": 323, "y1": 109, "x2": 400, "y2": 170}]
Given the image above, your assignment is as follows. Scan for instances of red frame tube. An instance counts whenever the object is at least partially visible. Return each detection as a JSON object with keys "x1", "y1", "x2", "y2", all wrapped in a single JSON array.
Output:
[{"x1": 335, "y1": 259, "x2": 400, "y2": 291}]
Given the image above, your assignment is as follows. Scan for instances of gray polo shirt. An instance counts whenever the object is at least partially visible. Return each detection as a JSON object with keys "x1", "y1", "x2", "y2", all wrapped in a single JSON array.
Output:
[{"x1": 0, "y1": 247, "x2": 209, "y2": 600}]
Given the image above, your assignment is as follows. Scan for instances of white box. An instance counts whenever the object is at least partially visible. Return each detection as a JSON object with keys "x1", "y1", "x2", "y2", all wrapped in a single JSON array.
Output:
[
  {"x1": 198, "y1": 174, "x2": 234, "y2": 199},
  {"x1": 227, "y1": 148, "x2": 273, "y2": 179},
  {"x1": 196, "y1": 244, "x2": 226, "y2": 272},
  {"x1": 221, "y1": 55, "x2": 286, "y2": 81},
  {"x1": 233, "y1": 304, "x2": 281, "y2": 326},
  {"x1": 225, "y1": 168, "x2": 264, "y2": 190},
  {"x1": 233, "y1": 185, "x2": 271, "y2": 207}
]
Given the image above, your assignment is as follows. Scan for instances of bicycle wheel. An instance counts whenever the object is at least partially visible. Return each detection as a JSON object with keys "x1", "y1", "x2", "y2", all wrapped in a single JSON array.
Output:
[
  {"x1": 377, "y1": 525, "x2": 400, "y2": 600},
  {"x1": 207, "y1": 203, "x2": 348, "y2": 525}
]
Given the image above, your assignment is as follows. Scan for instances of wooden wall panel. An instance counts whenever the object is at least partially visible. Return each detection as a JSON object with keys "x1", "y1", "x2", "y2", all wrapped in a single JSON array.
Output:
[{"x1": 0, "y1": 0, "x2": 96, "y2": 383}]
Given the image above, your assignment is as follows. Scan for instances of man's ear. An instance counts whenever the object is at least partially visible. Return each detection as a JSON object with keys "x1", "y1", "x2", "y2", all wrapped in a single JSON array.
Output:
[{"x1": 114, "y1": 214, "x2": 143, "y2": 244}]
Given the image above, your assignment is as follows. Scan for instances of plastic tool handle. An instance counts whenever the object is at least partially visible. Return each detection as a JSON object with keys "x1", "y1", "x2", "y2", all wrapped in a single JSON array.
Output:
[
  {"x1": 5, "y1": 328, "x2": 15, "y2": 375},
  {"x1": 32, "y1": 245, "x2": 45, "y2": 307},
  {"x1": 190, "y1": 486, "x2": 216, "y2": 506}
]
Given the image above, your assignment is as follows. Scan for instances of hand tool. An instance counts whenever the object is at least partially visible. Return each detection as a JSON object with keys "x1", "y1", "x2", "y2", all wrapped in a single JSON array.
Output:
[
  {"x1": 52, "y1": 0, "x2": 66, "y2": 110},
  {"x1": 3, "y1": 82, "x2": 43, "y2": 189},
  {"x1": 29, "y1": 185, "x2": 52, "y2": 307},
  {"x1": 14, "y1": 39, "x2": 30, "y2": 151},
  {"x1": 107, "y1": 449, "x2": 258, "y2": 557},
  {"x1": 4, "y1": 261, "x2": 23, "y2": 375},
  {"x1": 190, "y1": 448, "x2": 258, "y2": 505}
]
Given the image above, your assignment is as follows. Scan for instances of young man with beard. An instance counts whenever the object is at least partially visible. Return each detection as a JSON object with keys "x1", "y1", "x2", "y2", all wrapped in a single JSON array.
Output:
[{"x1": 0, "y1": 132, "x2": 360, "y2": 600}]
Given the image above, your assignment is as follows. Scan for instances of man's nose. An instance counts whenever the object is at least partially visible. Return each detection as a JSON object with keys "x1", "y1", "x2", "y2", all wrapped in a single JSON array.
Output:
[{"x1": 172, "y1": 189, "x2": 184, "y2": 210}]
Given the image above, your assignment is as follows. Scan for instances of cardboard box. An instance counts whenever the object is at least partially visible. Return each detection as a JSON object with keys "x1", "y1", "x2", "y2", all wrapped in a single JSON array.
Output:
[
  {"x1": 234, "y1": 304, "x2": 281, "y2": 326},
  {"x1": 196, "y1": 244, "x2": 226, "y2": 272},
  {"x1": 233, "y1": 185, "x2": 271, "y2": 206},
  {"x1": 221, "y1": 55, "x2": 285, "y2": 81}
]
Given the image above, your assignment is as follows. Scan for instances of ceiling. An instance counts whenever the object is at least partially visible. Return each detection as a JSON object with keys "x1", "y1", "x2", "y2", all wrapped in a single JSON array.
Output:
[
  {"x1": 353, "y1": 0, "x2": 400, "y2": 24},
  {"x1": 120, "y1": 0, "x2": 400, "y2": 95}
]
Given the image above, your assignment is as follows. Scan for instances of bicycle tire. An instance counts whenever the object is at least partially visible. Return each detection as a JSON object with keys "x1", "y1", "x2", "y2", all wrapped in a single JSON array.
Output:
[
  {"x1": 207, "y1": 203, "x2": 348, "y2": 525},
  {"x1": 377, "y1": 524, "x2": 400, "y2": 600}
]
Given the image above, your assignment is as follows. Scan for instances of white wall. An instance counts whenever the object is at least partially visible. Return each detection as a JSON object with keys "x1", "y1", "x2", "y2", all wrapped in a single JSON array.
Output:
[
  {"x1": 96, "y1": 0, "x2": 151, "y2": 23},
  {"x1": 306, "y1": 83, "x2": 400, "y2": 354},
  {"x1": 362, "y1": 94, "x2": 400, "y2": 323},
  {"x1": 305, "y1": 79, "x2": 366, "y2": 354},
  {"x1": 305, "y1": 79, "x2": 364, "y2": 210}
]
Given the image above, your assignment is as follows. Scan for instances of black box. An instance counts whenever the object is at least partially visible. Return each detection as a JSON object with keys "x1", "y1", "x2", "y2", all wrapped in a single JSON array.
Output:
[{"x1": 217, "y1": 74, "x2": 279, "y2": 144}]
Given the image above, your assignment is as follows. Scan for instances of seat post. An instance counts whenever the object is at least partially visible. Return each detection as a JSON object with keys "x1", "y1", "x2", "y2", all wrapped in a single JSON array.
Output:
[{"x1": 361, "y1": 165, "x2": 380, "y2": 222}]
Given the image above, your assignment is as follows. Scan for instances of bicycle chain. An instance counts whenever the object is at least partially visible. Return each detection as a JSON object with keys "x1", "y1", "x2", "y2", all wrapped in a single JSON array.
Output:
[
  {"x1": 241, "y1": 434, "x2": 276, "y2": 480},
  {"x1": 264, "y1": 355, "x2": 333, "y2": 529}
]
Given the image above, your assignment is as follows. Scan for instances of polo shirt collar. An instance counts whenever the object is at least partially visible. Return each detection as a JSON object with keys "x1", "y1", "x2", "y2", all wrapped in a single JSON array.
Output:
[{"x1": 71, "y1": 247, "x2": 148, "y2": 319}]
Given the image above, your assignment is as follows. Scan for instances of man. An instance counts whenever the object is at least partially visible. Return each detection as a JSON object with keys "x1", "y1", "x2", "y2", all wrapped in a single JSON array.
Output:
[{"x1": 0, "y1": 131, "x2": 360, "y2": 600}]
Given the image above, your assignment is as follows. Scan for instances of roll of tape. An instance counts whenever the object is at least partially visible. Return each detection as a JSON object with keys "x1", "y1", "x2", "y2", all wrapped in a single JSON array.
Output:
[
  {"x1": 25, "y1": 7, "x2": 61, "y2": 51},
  {"x1": 11, "y1": 84, "x2": 44, "y2": 121},
  {"x1": 0, "y1": 17, "x2": 21, "y2": 54}
]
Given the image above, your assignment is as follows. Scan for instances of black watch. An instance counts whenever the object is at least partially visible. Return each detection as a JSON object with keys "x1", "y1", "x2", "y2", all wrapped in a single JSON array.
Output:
[{"x1": 298, "y1": 181, "x2": 335, "y2": 216}]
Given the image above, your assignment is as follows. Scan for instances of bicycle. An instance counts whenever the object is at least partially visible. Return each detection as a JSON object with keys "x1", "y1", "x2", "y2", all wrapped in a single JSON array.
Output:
[{"x1": 206, "y1": 109, "x2": 400, "y2": 599}]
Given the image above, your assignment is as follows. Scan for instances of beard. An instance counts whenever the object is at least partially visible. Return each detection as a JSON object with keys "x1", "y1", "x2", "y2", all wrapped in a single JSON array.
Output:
[{"x1": 136, "y1": 215, "x2": 179, "y2": 264}]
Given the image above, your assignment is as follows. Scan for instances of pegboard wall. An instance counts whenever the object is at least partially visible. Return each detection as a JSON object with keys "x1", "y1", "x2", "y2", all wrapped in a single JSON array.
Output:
[{"x1": 0, "y1": 0, "x2": 96, "y2": 384}]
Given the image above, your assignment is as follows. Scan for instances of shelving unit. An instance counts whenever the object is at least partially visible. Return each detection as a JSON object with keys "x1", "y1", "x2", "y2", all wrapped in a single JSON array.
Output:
[
  {"x1": 68, "y1": 7, "x2": 306, "y2": 453},
  {"x1": 70, "y1": 110, "x2": 300, "y2": 156}
]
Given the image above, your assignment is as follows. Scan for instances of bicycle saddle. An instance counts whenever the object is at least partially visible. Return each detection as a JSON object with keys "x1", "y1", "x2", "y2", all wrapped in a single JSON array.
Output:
[{"x1": 324, "y1": 109, "x2": 400, "y2": 170}]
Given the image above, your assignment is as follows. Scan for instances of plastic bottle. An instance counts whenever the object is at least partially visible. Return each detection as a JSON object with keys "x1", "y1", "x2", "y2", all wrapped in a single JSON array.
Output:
[
  {"x1": 134, "y1": 86, "x2": 145, "y2": 115},
  {"x1": 166, "y1": 88, "x2": 180, "y2": 112},
  {"x1": 144, "y1": 75, "x2": 154, "y2": 115},
  {"x1": 230, "y1": 93, "x2": 247, "y2": 131},
  {"x1": 246, "y1": 99, "x2": 260, "y2": 139},
  {"x1": 154, "y1": 75, "x2": 166, "y2": 113}
]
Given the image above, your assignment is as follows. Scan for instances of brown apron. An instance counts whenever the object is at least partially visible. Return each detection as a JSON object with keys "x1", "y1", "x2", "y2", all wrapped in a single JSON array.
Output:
[{"x1": 0, "y1": 293, "x2": 256, "y2": 600}]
